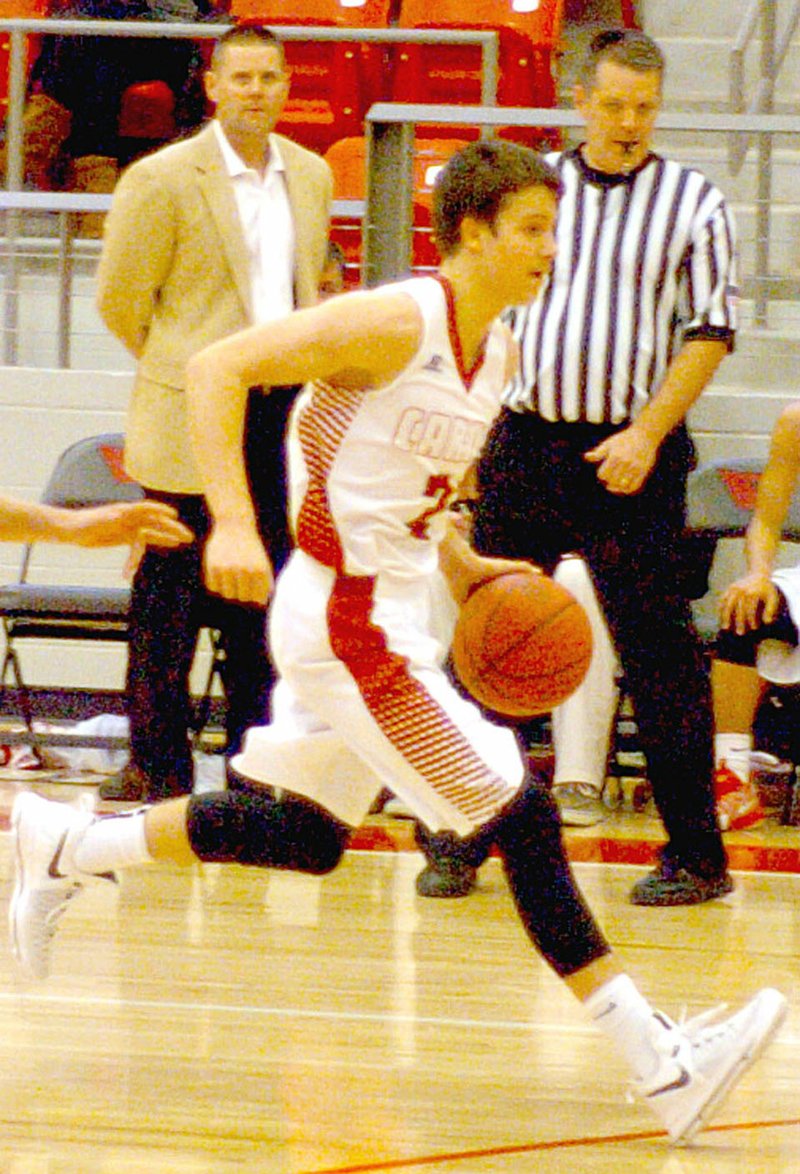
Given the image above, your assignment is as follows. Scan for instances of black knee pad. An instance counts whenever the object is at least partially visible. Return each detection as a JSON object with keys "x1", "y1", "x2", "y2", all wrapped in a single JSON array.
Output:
[
  {"x1": 187, "y1": 789, "x2": 350, "y2": 874},
  {"x1": 491, "y1": 772, "x2": 562, "y2": 852}
]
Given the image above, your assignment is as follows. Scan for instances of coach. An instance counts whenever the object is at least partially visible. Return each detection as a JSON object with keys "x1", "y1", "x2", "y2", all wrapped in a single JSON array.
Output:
[{"x1": 96, "y1": 24, "x2": 332, "y2": 801}]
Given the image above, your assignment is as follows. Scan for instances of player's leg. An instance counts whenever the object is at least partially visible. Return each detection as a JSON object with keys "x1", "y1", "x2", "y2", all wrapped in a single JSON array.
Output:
[
  {"x1": 9, "y1": 785, "x2": 352, "y2": 981},
  {"x1": 488, "y1": 773, "x2": 787, "y2": 1144},
  {"x1": 551, "y1": 555, "x2": 619, "y2": 827}
]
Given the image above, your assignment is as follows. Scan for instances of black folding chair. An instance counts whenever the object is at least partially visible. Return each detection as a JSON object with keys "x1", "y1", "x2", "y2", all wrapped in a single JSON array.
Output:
[{"x1": 0, "y1": 433, "x2": 225, "y2": 760}]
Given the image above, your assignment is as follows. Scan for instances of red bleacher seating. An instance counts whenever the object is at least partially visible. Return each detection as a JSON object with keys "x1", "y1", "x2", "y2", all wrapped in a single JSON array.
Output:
[
  {"x1": 117, "y1": 80, "x2": 176, "y2": 141},
  {"x1": 325, "y1": 134, "x2": 470, "y2": 279},
  {"x1": 230, "y1": 0, "x2": 393, "y2": 153},
  {"x1": 0, "y1": 0, "x2": 49, "y2": 118},
  {"x1": 391, "y1": 0, "x2": 564, "y2": 148},
  {"x1": 620, "y1": 0, "x2": 640, "y2": 28},
  {"x1": 323, "y1": 133, "x2": 366, "y2": 281}
]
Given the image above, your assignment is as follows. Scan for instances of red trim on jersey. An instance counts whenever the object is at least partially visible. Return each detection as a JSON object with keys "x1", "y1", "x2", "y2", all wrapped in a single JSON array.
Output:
[
  {"x1": 327, "y1": 573, "x2": 513, "y2": 826},
  {"x1": 295, "y1": 381, "x2": 364, "y2": 570},
  {"x1": 434, "y1": 273, "x2": 487, "y2": 389}
]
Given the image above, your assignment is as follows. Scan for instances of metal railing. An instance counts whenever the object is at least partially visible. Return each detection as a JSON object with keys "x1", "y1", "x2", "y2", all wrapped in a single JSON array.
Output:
[
  {"x1": 0, "y1": 16, "x2": 501, "y2": 190},
  {"x1": 365, "y1": 103, "x2": 800, "y2": 327},
  {"x1": 0, "y1": 16, "x2": 500, "y2": 364},
  {"x1": 729, "y1": 0, "x2": 800, "y2": 323},
  {"x1": 731, "y1": 0, "x2": 800, "y2": 161},
  {"x1": 1, "y1": 22, "x2": 799, "y2": 360},
  {"x1": 0, "y1": 191, "x2": 364, "y2": 366}
]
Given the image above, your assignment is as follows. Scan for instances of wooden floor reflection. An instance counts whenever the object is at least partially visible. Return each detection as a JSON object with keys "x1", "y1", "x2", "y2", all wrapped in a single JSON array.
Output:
[{"x1": 0, "y1": 800, "x2": 799, "y2": 1174}]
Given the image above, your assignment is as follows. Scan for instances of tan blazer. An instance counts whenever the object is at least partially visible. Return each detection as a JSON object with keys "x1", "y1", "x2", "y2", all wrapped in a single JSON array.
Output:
[{"x1": 97, "y1": 123, "x2": 333, "y2": 493}]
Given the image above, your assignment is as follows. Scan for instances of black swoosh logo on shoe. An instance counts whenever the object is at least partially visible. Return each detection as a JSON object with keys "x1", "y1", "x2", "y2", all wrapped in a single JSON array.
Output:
[
  {"x1": 646, "y1": 1066, "x2": 691, "y2": 1097},
  {"x1": 47, "y1": 831, "x2": 69, "y2": 879}
]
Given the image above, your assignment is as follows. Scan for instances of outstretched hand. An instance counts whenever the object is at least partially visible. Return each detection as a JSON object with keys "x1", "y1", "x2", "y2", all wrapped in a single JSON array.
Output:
[{"x1": 65, "y1": 500, "x2": 193, "y2": 550}]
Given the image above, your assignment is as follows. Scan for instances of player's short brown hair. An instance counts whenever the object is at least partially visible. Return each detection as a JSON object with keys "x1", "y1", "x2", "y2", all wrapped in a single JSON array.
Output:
[{"x1": 432, "y1": 140, "x2": 559, "y2": 258}]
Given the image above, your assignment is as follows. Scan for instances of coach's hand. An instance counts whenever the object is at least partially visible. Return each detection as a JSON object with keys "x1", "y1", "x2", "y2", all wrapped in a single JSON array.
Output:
[{"x1": 203, "y1": 521, "x2": 273, "y2": 605}]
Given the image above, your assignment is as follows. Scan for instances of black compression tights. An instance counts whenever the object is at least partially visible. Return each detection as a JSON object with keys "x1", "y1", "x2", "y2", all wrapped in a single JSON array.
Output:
[
  {"x1": 489, "y1": 775, "x2": 611, "y2": 977},
  {"x1": 186, "y1": 775, "x2": 610, "y2": 978}
]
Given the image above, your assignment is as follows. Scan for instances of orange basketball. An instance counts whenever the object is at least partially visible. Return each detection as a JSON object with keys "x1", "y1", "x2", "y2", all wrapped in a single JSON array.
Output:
[{"x1": 451, "y1": 571, "x2": 593, "y2": 717}]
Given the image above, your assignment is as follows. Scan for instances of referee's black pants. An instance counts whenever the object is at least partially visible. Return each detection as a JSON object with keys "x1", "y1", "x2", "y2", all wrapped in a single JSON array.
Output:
[
  {"x1": 126, "y1": 387, "x2": 297, "y2": 798},
  {"x1": 470, "y1": 410, "x2": 727, "y2": 879}
]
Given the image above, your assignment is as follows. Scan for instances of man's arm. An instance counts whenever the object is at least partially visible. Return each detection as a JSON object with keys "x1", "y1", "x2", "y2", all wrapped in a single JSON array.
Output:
[
  {"x1": 0, "y1": 495, "x2": 192, "y2": 549},
  {"x1": 185, "y1": 290, "x2": 423, "y2": 604},
  {"x1": 720, "y1": 402, "x2": 800, "y2": 634},
  {"x1": 584, "y1": 338, "x2": 729, "y2": 494},
  {"x1": 96, "y1": 166, "x2": 175, "y2": 358}
]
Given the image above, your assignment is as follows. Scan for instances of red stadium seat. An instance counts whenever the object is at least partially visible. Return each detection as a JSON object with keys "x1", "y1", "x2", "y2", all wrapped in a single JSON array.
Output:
[
  {"x1": 230, "y1": 0, "x2": 393, "y2": 153},
  {"x1": 620, "y1": 0, "x2": 640, "y2": 28},
  {"x1": 117, "y1": 79, "x2": 176, "y2": 141},
  {"x1": 324, "y1": 134, "x2": 367, "y2": 283},
  {"x1": 325, "y1": 134, "x2": 471, "y2": 278},
  {"x1": 391, "y1": 0, "x2": 564, "y2": 148},
  {"x1": 0, "y1": 0, "x2": 49, "y2": 118}
]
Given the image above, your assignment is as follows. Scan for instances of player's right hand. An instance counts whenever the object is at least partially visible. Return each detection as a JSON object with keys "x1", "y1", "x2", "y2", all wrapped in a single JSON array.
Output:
[
  {"x1": 203, "y1": 522, "x2": 273, "y2": 605},
  {"x1": 719, "y1": 573, "x2": 779, "y2": 635}
]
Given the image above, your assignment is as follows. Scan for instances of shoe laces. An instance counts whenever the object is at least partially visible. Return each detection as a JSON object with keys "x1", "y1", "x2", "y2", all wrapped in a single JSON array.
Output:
[
  {"x1": 678, "y1": 1003, "x2": 729, "y2": 1038},
  {"x1": 627, "y1": 1004, "x2": 730, "y2": 1102}
]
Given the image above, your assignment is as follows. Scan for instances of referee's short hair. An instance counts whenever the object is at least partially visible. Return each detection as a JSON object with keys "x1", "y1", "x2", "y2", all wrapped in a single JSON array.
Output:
[
  {"x1": 580, "y1": 27, "x2": 665, "y2": 90},
  {"x1": 432, "y1": 141, "x2": 559, "y2": 259}
]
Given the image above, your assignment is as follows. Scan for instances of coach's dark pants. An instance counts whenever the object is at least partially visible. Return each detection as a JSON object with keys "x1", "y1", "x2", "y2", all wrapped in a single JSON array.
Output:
[
  {"x1": 126, "y1": 388, "x2": 297, "y2": 798},
  {"x1": 468, "y1": 410, "x2": 726, "y2": 877}
]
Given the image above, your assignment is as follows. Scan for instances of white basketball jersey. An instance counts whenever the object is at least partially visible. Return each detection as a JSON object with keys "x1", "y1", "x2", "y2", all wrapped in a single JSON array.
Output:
[{"x1": 287, "y1": 275, "x2": 511, "y2": 583}]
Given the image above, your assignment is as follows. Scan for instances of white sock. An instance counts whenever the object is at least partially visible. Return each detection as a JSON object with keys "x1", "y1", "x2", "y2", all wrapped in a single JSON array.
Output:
[
  {"x1": 73, "y1": 810, "x2": 154, "y2": 876},
  {"x1": 715, "y1": 733, "x2": 752, "y2": 784},
  {"x1": 584, "y1": 974, "x2": 664, "y2": 1084}
]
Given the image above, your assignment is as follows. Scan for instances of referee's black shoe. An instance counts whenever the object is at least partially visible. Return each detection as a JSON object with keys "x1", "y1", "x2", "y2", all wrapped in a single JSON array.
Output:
[
  {"x1": 629, "y1": 860, "x2": 734, "y2": 906},
  {"x1": 416, "y1": 858, "x2": 477, "y2": 898}
]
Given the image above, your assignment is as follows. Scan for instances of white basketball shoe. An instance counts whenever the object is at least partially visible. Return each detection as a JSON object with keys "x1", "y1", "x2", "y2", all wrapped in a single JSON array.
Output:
[
  {"x1": 638, "y1": 988, "x2": 788, "y2": 1144},
  {"x1": 9, "y1": 791, "x2": 112, "y2": 980}
]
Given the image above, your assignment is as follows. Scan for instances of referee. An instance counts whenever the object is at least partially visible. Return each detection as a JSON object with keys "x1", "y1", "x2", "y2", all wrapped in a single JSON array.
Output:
[{"x1": 418, "y1": 27, "x2": 735, "y2": 906}]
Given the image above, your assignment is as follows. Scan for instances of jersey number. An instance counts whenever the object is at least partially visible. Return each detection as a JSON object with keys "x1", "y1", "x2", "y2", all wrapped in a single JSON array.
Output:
[{"x1": 407, "y1": 475, "x2": 456, "y2": 540}]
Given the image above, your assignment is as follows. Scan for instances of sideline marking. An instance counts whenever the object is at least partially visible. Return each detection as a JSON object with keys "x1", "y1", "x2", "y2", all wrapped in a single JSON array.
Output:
[{"x1": 299, "y1": 1117, "x2": 800, "y2": 1173}]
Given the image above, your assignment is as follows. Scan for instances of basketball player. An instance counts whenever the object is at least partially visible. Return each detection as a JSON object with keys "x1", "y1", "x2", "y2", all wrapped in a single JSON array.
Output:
[{"x1": 10, "y1": 142, "x2": 786, "y2": 1145}]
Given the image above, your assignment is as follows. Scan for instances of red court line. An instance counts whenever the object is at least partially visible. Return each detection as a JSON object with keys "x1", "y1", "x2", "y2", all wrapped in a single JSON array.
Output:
[
  {"x1": 299, "y1": 1117, "x2": 800, "y2": 1174},
  {"x1": 348, "y1": 822, "x2": 800, "y2": 874}
]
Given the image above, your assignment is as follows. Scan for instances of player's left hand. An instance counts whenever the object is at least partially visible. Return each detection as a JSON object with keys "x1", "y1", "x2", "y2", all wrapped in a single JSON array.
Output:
[{"x1": 583, "y1": 425, "x2": 658, "y2": 495}]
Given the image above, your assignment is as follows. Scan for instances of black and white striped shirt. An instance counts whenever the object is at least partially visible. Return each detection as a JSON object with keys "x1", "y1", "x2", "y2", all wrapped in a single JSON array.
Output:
[{"x1": 504, "y1": 147, "x2": 738, "y2": 423}]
